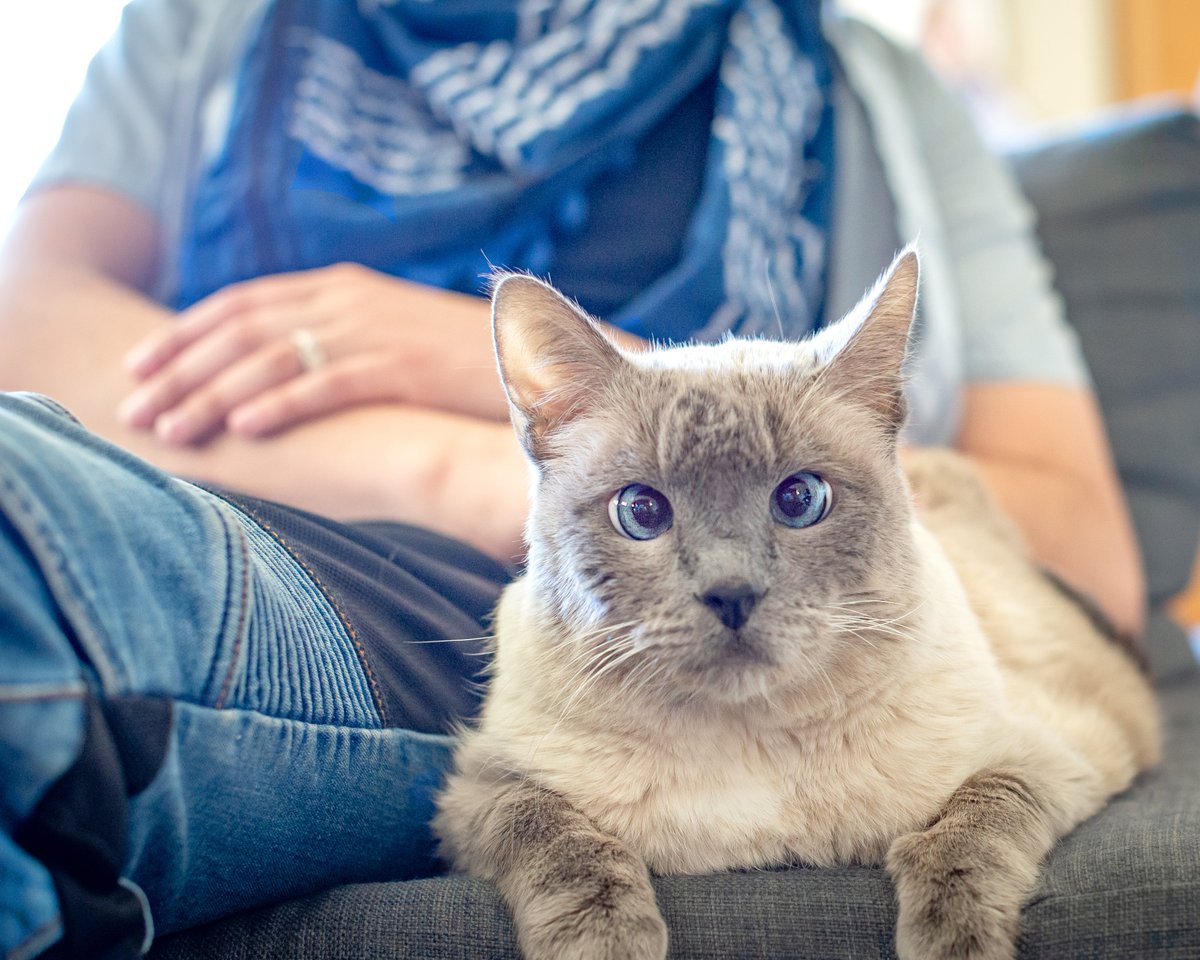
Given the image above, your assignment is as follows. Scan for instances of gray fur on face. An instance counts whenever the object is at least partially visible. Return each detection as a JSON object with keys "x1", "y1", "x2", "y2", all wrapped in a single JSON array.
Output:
[{"x1": 492, "y1": 252, "x2": 922, "y2": 705}]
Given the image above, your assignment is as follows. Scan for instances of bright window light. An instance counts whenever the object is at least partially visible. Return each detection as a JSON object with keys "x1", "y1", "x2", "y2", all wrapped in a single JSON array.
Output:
[{"x1": 0, "y1": 2, "x2": 130, "y2": 227}]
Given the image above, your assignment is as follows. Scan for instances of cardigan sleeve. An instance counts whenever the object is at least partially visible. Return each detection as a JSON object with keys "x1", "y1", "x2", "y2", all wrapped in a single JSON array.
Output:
[{"x1": 889, "y1": 37, "x2": 1091, "y2": 387}]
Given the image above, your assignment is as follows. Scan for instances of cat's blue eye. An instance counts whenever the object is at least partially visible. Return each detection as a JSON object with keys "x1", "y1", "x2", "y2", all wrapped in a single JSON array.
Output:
[
  {"x1": 771, "y1": 471, "x2": 832, "y2": 528},
  {"x1": 609, "y1": 484, "x2": 674, "y2": 541}
]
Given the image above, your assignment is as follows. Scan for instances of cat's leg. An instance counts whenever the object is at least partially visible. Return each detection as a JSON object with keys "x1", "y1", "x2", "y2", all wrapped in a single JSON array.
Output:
[
  {"x1": 886, "y1": 755, "x2": 1102, "y2": 960},
  {"x1": 435, "y1": 771, "x2": 667, "y2": 960}
]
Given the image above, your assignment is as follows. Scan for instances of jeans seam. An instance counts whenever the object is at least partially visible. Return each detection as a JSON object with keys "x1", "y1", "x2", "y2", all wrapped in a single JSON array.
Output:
[
  {"x1": 249, "y1": 514, "x2": 390, "y2": 727},
  {"x1": 190, "y1": 489, "x2": 390, "y2": 727},
  {"x1": 213, "y1": 516, "x2": 251, "y2": 711},
  {"x1": 11, "y1": 393, "x2": 84, "y2": 426},
  {"x1": 0, "y1": 473, "x2": 123, "y2": 692},
  {"x1": 0, "y1": 683, "x2": 86, "y2": 703}
]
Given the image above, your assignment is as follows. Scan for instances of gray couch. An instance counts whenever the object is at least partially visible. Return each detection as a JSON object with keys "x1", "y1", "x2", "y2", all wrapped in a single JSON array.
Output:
[{"x1": 152, "y1": 110, "x2": 1200, "y2": 959}]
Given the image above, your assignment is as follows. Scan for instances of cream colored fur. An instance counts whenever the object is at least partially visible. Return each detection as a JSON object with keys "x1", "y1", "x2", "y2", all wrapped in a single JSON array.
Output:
[{"x1": 434, "y1": 253, "x2": 1161, "y2": 960}]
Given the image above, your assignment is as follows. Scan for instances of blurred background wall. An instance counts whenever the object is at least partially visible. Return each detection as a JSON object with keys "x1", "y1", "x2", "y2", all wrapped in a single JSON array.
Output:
[
  {"x1": 0, "y1": 1, "x2": 129, "y2": 226},
  {"x1": 842, "y1": 0, "x2": 1200, "y2": 143}
]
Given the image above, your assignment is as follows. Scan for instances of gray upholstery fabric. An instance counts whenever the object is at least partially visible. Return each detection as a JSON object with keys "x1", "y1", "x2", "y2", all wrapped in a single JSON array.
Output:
[
  {"x1": 150, "y1": 675, "x2": 1200, "y2": 959},
  {"x1": 1011, "y1": 111, "x2": 1200, "y2": 615},
  {"x1": 149, "y1": 110, "x2": 1200, "y2": 960}
]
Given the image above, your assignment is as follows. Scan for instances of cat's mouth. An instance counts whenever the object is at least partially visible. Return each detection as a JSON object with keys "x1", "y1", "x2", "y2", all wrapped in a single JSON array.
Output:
[
  {"x1": 712, "y1": 627, "x2": 776, "y2": 667},
  {"x1": 667, "y1": 627, "x2": 780, "y2": 699},
  {"x1": 680, "y1": 652, "x2": 778, "y2": 705},
  {"x1": 619, "y1": 622, "x2": 786, "y2": 705}
]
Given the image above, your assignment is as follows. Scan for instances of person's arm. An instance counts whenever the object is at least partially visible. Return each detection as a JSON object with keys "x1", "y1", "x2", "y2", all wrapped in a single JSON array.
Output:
[
  {"x1": 0, "y1": 186, "x2": 169, "y2": 421},
  {"x1": 0, "y1": 186, "x2": 532, "y2": 559},
  {"x1": 115, "y1": 264, "x2": 647, "y2": 446},
  {"x1": 956, "y1": 383, "x2": 1145, "y2": 638},
  {"x1": 117, "y1": 262, "x2": 511, "y2": 444}
]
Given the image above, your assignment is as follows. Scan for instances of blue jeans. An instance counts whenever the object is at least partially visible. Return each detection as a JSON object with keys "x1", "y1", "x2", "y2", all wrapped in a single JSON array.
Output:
[{"x1": 0, "y1": 393, "x2": 507, "y2": 960}]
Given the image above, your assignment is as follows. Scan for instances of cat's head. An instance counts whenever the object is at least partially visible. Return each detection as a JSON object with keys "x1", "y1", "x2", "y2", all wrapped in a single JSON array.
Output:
[{"x1": 492, "y1": 250, "x2": 922, "y2": 707}]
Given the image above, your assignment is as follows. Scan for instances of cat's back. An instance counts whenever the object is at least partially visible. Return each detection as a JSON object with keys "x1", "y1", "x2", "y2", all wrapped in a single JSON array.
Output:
[{"x1": 904, "y1": 449, "x2": 1161, "y2": 789}]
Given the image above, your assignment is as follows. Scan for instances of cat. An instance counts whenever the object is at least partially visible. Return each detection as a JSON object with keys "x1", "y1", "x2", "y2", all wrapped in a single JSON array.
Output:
[{"x1": 433, "y1": 250, "x2": 1161, "y2": 960}]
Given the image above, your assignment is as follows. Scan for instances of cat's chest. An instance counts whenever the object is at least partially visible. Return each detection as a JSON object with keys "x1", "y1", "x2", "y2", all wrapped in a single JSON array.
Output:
[{"x1": 522, "y1": 716, "x2": 974, "y2": 874}]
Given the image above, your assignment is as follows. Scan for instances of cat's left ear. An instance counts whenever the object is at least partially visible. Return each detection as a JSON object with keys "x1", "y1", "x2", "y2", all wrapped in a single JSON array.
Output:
[
  {"x1": 491, "y1": 273, "x2": 629, "y2": 461},
  {"x1": 815, "y1": 247, "x2": 919, "y2": 436}
]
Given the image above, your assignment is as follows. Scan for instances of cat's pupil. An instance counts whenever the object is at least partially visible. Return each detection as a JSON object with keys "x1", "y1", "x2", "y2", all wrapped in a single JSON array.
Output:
[
  {"x1": 778, "y1": 482, "x2": 813, "y2": 517},
  {"x1": 771, "y1": 471, "x2": 831, "y2": 528},
  {"x1": 630, "y1": 494, "x2": 664, "y2": 528},
  {"x1": 609, "y1": 483, "x2": 674, "y2": 540}
]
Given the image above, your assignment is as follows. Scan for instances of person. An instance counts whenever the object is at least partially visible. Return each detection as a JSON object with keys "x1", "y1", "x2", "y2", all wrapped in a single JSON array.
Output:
[{"x1": 0, "y1": 1, "x2": 1144, "y2": 957}]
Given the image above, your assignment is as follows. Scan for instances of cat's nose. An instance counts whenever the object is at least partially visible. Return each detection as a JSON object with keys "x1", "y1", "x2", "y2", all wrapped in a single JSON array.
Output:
[{"x1": 699, "y1": 581, "x2": 763, "y2": 631}]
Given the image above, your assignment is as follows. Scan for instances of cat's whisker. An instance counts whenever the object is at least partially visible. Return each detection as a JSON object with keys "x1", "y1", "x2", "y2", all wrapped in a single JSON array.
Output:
[
  {"x1": 616, "y1": 661, "x2": 654, "y2": 701},
  {"x1": 406, "y1": 633, "x2": 497, "y2": 645},
  {"x1": 827, "y1": 626, "x2": 884, "y2": 652},
  {"x1": 827, "y1": 633, "x2": 879, "y2": 652},
  {"x1": 840, "y1": 617, "x2": 921, "y2": 643},
  {"x1": 577, "y1": 648, "x2": 647, "y2": 703},
  {"x1": 553, "y1": 632, "x2": 640, "y2": 694},
  {"x1": 552, "y1": 640, "x2": 644, "y2": 716},
  {"x1": 851, "y1": 598, "x2": 928, "y2": 626},
  {"x1": 552, "y1": 648, "x2": 636, "y2": 708},
  {"x1": 790, "y1": 643, "x2": 841, "y2": 706},
  {"x1": 823, "y1": 602, "x2": 927, "y2": 643},
  {"x1": 516, "y1": 622, "x2": 640, "y2": 683},
  {"x1": 521, "y1": 636, "x2": 646, "y2": 764},
  {"x1": 835, "y1": 600, "x2": 926, "y2": 624},
  {"x1": 826, "y1": 620, "x2": 918, "y2": 648},
  {"x1": 563, "y1": 620, "x2": 643, "y2": 651},
  {"x1": 618, "y1": 655, "x2": 671, "y2": 704},
  {"x1": 825, "y1": 618, "x2": 915, "y2": 641},
  {"x1": 824, "y1": 605, "x2": 906, "y2": 623},
  {"x1": 825, "y1": 598, "x2": 905, "y2": 610},
  {"x1": 764, "y1": 256, "x2": 785, "y2": 340},
  {"x1": 825, "y1": 611, "x2": 914, "y2": 633},
  {"x1": 838, "y1": 591, "x2": 913, "y2": 606}
]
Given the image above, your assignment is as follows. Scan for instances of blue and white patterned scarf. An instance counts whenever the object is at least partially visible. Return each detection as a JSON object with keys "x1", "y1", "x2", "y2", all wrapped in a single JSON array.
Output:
[{"x1": 177, "y1": 0, "x2": 835, "y2": 342}]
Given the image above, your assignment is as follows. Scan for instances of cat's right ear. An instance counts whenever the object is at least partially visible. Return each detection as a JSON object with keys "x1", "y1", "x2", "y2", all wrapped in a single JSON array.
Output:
[
  {"x1": 491, "y1": 273, "x2": 628, "y2": 461},
  {"x1": 813, "y1": 247, "x2": 919, "y2": 437}
]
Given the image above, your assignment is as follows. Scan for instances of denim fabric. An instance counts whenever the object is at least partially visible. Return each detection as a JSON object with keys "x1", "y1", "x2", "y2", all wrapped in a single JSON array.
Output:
[
  {"x1": 0, "y1": 393, "x2": 473, "y2": 958},
  {"x1": 0, "y1": 506, "x2": 83, "y2": 959}
]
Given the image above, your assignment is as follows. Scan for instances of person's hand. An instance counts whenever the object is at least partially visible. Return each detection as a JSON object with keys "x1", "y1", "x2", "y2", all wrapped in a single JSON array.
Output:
[{"x1": 118, "y1": 263, "x2": 506, "y2": 445}]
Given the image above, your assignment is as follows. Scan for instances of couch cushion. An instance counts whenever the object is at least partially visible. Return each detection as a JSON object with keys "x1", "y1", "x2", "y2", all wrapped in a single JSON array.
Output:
[{"x1": 151, "y1": 674, "x2": 1200, "y2": 959}]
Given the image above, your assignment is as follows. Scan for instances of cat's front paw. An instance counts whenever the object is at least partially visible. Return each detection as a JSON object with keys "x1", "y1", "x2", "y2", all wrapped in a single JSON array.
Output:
[
  {"x1": 887, "y1": 828, "x2": 1029, "y2": 960},
  {"x1": 517, "y1": 887, "x2": 668, "y2": 960}
]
